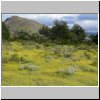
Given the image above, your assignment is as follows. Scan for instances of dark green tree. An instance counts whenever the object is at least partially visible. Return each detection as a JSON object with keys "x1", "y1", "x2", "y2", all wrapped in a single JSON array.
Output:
[
  {"x1": 2, "y1": 22, "x2": 10, "y2": 40},
  {"x1": 16, "y1": 30, "x2": 30, "y2": 40},
  {"x1": 70, "y1": 24, "x2": 86, "y2": 42},
  {"x1": 39, "y1": 26, "x2": 52, "y2": 38},
  {"x1": 90, "y1": 34, "x2": 98, "y2": 44},
  {"x1": 68, "y1": 32, "x2": 77, "y2": 42},
  {"x1": 51, "y1": 20, "x2": 69, "y2": 41}
]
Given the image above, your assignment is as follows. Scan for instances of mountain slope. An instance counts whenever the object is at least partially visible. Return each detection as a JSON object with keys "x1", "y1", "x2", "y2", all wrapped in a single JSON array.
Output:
[{"x1": 4, "y1": 16, "x2": 43, "y2": 36}]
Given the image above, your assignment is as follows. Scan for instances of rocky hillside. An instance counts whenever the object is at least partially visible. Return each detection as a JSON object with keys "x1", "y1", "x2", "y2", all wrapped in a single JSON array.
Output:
[{"x1": 4, "y1": 16, "x2": 43, "y2": 36}]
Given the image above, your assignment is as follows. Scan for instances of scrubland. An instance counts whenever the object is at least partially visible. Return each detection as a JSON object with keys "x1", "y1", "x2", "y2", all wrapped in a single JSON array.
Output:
[{"x1": 2, "y1": 41, "x2": 98, "y2": 86}]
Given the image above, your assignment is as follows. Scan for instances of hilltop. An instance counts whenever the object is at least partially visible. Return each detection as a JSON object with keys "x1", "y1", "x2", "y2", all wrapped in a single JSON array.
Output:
[{"x1": 4, "y1": 16, "x2": 43, "y2": 36}]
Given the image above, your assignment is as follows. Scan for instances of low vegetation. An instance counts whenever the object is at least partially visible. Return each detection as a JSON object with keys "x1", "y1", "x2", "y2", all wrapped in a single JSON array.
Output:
[{"x1": 2, "y1": 41, "x2": 98, "y2": 86}]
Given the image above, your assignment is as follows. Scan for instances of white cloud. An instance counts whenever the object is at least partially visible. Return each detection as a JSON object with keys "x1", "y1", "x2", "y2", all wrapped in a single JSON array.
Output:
[
  {"x1": 46, "y1": 14, "x2": 79, "y2": 19},
  {"x1": 75, "y1": 20, "x2": 98, "y2": 32},
  {"x1": 11, "y1": 14, "x2": 79, "y2": 20},
  {"x1": 17, "y1": 14, "x2": 98, "y2": 32}
]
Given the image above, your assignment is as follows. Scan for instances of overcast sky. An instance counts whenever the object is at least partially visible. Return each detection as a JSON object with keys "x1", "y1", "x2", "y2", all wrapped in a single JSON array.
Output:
[{"x1": 2, "y1": 14, "x2": 98, "y2": 33}]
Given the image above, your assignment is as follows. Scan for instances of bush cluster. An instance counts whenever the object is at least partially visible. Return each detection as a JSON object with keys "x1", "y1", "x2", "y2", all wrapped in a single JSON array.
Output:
[{"x1": 2, "y1": 20, "x2": 98, "y2": 44}]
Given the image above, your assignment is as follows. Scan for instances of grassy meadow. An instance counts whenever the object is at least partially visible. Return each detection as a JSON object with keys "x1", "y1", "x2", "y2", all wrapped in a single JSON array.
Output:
[{"x1": 2, "y1": 40, "x2": 98, "y2": 86}]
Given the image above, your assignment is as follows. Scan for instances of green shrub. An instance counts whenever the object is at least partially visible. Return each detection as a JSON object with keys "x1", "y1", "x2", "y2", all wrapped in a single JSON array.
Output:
[
  {"x1": 10, "y1": 42, "x2": 23, "y2": 51},
  {"x1": 2, "y1": 22, "x2": 10, "y2": 40},
  {"x1": 2, "y1": 57, "x2": 9, "y2": 63},
  {"x1": 58, "y1": 68, "x2": 65, "y2": 73},
  {"x1": 44, "y1": 55, "x2": 52, "y2": 62},
  {"x1": 10, "y1": 53, "x2": 18, "y2": 62},
  {"x1": 63, "y1": 52, "x2": 71, "y2": 58},
  {"x1": 53, "y1": 46, "x2": 61, "y2": 55},
  {"x1": 65, "y1": 66, "x2": 76, "y2": 75},
  {"x1": 78, "y1": 64, "x2": 97, "y2": 72},
  {"x1": 90, "y1": 59, "x2": 98, "y2": 67},
  {"x1": 9, "y1": 53, "x2": 29, "y2": 63},
  {"x1": 84, "y1": 52, "x2": 91, "y2": 59},
  {"x1": 19, "y1": 64, "x2": 38, "y2": 71},
  {"x1": 58, "y1": 66, "x2": 76, "y2": 76},
  {"x1": 77, "y1": 45, "x2": 87, "y2": 50}
]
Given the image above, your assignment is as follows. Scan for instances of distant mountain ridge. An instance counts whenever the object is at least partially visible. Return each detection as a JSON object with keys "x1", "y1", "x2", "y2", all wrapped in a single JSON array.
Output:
[
  {"x1": 4, "y1": 16, "x2": 43, "y2": 36},
  {"x1": 88, "y1": 32, "x2": 98, "y2": 34}
]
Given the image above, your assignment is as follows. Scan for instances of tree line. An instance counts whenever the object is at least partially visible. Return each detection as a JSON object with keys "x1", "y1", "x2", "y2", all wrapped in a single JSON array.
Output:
[{"x1": 2, "y1": 20, "x2": 98, "y2": 44}]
